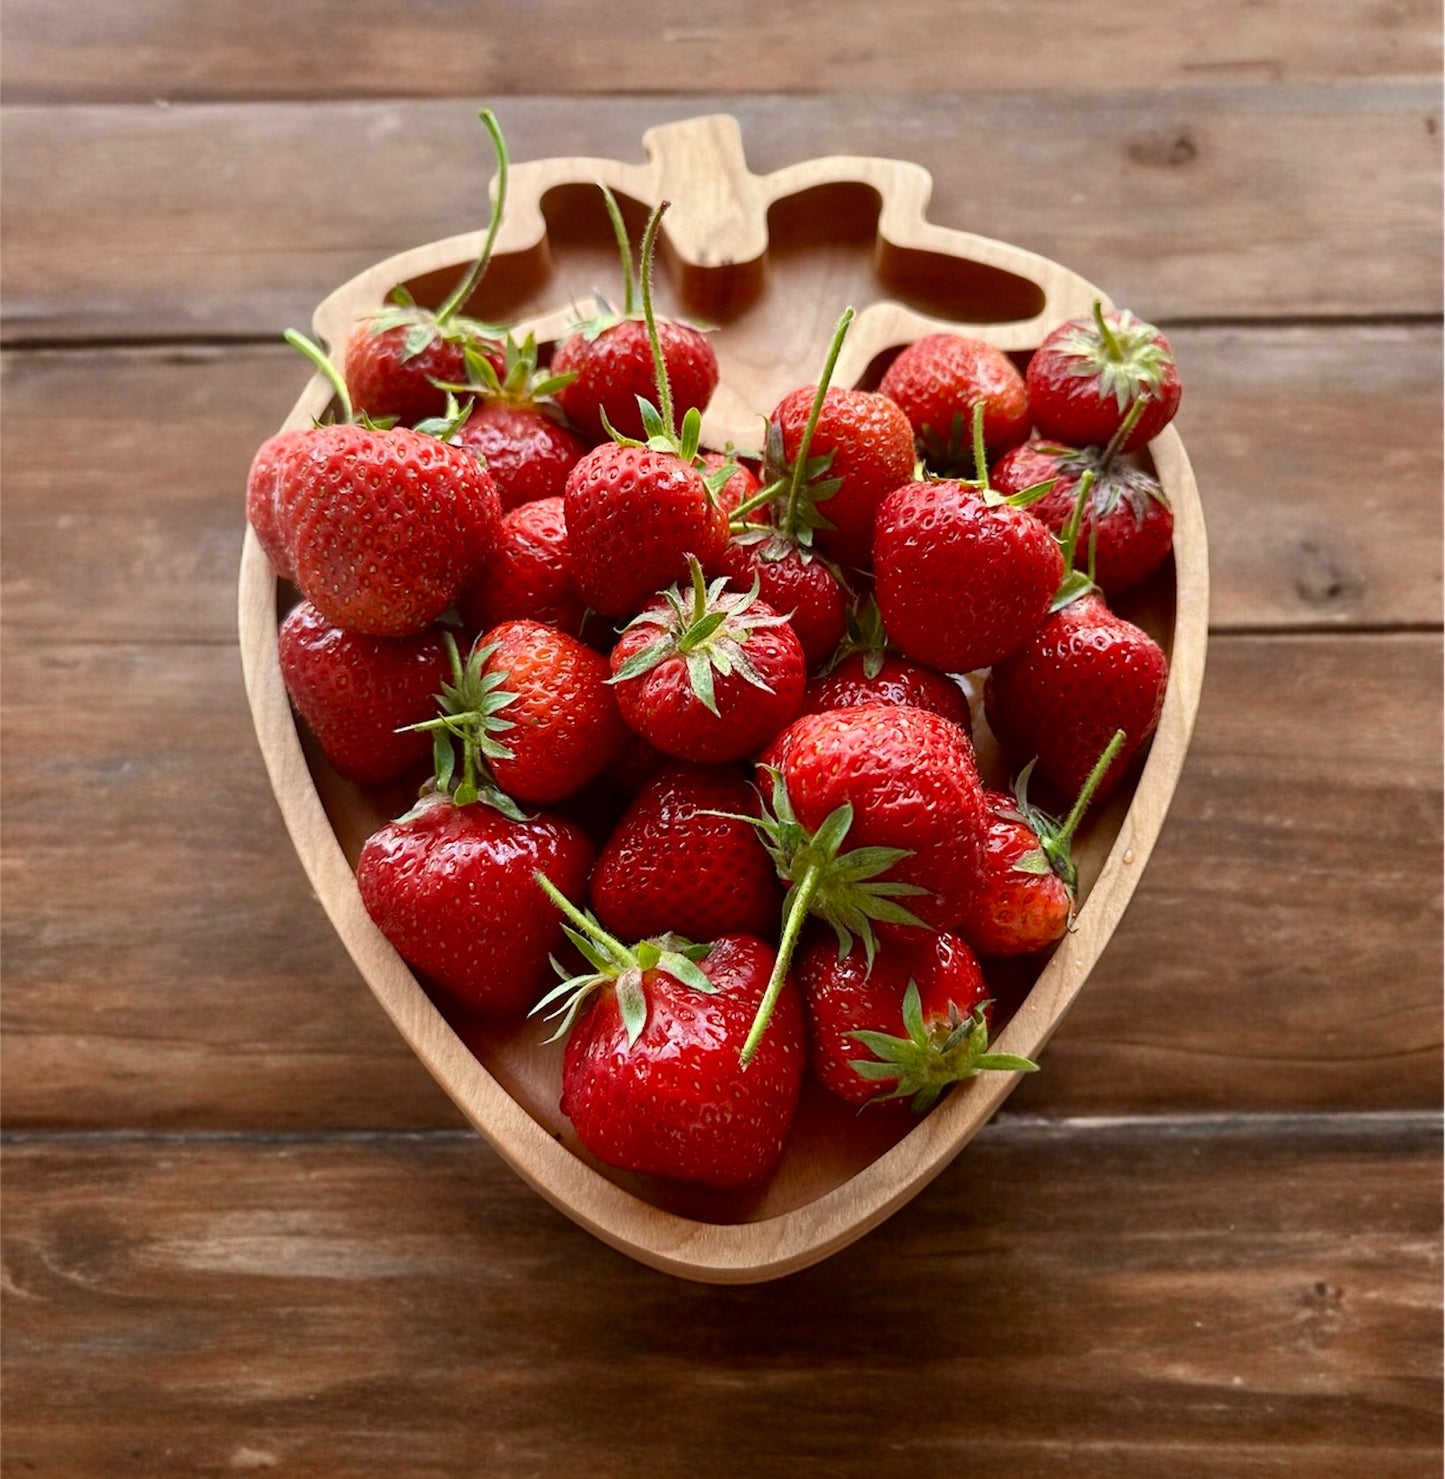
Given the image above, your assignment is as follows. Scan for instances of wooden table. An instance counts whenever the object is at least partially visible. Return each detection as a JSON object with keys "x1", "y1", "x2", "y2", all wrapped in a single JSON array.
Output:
[{"x1": 4, "y1": 5, "x2": 1441, "y2": 1473}]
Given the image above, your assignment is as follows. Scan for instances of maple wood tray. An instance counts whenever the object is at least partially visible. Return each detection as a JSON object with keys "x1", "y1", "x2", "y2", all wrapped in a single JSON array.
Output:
[{"x1": 238, "y1": 114, "x2": 1208, "y2": 1283}]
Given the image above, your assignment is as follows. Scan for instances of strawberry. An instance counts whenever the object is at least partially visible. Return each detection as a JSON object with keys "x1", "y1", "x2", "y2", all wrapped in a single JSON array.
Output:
[
  {"x1": 277, "y1": 600, "x2": 454, "y2": 785},
  {"x1": 551, "y1": 187, "x2": 717, "y2": 444},
  {"x1": 344, "y1": 110, "x2": 510, "y2": 426},
  {"x1": 716, "y1": 522, "x2": 850, "y2": 671},
  {"x1": 872, "y1": 403, "x2": 1064, "y2": 674},
  {"x1": 358, "y1": 792, "x2": 593, "y2": 1018},
  {"x1": 588, "y1": 762, "x2": 783, "y2": 942},
  {"x1": 878, "y1": 331, "x2": 1031, "y2": 473},
  {"x1": 273, "y1": 335, "x2": 501, "y2": 637},
  {"x1": 1025, "y1": 299, "x2": 1181, "y2": 453},
  {"x1": 560, "y1": 206, "x2": 731, "y2": 618},
  {"x1": 802, "y1": 596, "x2": 973, "y2": 732},
  {"x1": 608, "y1": 558, "x2": 806, "y2": 764},
  {"x1": 957, "y1": 731, "x2": 1124, "y2": 957},
  {"x1": 418, "y1": 623, "x2": 628, "y2": 806},
  {"x1": 985, "y1": 593, "x2": 1168, "y2": 806},
  {"x1": 532, "y1": 883, "x2": 805, "y2": 1189},
  {"x1": 440, "y1": 334, "x2": 587, "y2": 510},
  {"x1": 246, "y1": 428, "x2": 304, "y2": 581},
  {"x1": 990, "y1": 408, "x2": 1175, "y2": 596},
  {"x1": 799, "y1": 929, "x2": 1032, "y2": 1109},
  {"x1": 456, "y1": 496, "x2": 586, "y2": 637}
]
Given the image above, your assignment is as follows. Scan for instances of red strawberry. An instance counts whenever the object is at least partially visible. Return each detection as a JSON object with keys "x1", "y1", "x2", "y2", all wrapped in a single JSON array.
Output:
[
  {"x1": 440, "y1": 622, "x2": 630, "y2": 806},
  {"x1": 588, "y1": 762, "x2": 783, "y2": 942},
  {"x1": 800, "y1": 929, "x2": 1030, "y2": 1109},
  {"x1": 457, "y1": 496, "x2": 586, "y2": 636},
  {"x1": 957, "y1": 731, "x2": 1124, "y2": 957},
  {"x1": 277, "y1": 600, "x2": 453, "y2": 785},
  {"x1": 991, "y1": 433, "x2": 1175, "y2": 596},
  {"x1": 872, "y1": 403, "x2": 1064, "y2": 674},
  {"x1": 803, "y1": 652, "x2": 973, "y2": 733},
  {"x1": 278, "y1": 418, "x2": 500, "y2": 637},
  {"x1": 551, "y1": 187, "x2": 717, "y2": 444},
  {"x1": 765, "y1": 381, "x2": 915, "y2": 572},
  {"x1": 344, "y1": 110, "x2": 510, "y2": 426},
  {"x1": 246, "y1": 428, "x2": 304, "y2": 581},
  {"x1": 878, "y1": 332, "x2": 1031, "y2": 472},
  {"x1": 716, "y1": 532, "x2": 849, "y2": 672},
  {"x1": 533, "y1": 885, "x2": 806, "y2": 1189},
  {"x1": 985, "y1": 593, "x2": 1168, "y2": 805},
  {"x1": 1025, "y1": 299, "x2": 1181, "y2": 452},
  {"x1": 609, "y1": 558, "x2": 806, "y2": 764},
  {"x1": 358, "y1": 792, "x2": 593, "y2": 1018}
]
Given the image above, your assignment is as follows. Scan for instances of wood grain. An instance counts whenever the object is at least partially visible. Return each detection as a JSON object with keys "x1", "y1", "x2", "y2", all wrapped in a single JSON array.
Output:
[
  {"x1": 3, "y1": 1116, "x2": 1439, "y2": 1476},
  {"x1": 3, "y1": 631, "x2": 1437, "y2": 1132},
  {"x1": 3, "y1": 326, "x2": 1439, "y2": 645},
  {"x1": 4, "y1": 86, "x2": 1440, "y2": 343},
  {"x1": 3, "y1": 0, "x2": 1438, "y2": 103}
]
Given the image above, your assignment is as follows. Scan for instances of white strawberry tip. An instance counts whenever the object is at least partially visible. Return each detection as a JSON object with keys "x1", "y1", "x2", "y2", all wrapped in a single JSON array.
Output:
[
  {"x1": 529, "y1": 872, "x2": 717, "y2": 1046},
  {"x1": 847, "y1": 982, "x2": 1038, "y2": 1113}
]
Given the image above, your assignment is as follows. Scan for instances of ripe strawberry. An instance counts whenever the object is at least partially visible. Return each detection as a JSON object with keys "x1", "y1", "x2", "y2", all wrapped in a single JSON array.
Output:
[
  {"x1": 1026, "y1": 299, "x2": 1181, "y2": 452},
  {"x1": 716, "y1": 530, "x2": 849, "y2": 672},
  {"x1": 456, "y1": 496, "x2": 586, "y2": 636},
  {"x1": 609, "y1": 558, "x2": 806, "y2": 764},
  {"x1": 277, "y1": 600, "x2": 453, "y2": 785},
  {"x1": 878, "y1": 332, "x2": 1031, "y2": 472},
  {"x1": 985, "y1": 593, "x2": 1168, "y2": 805},
  {"x1": 799, "y1": 929, "x2": 1032, "y2": 1109},
  {"x1": 358, "y1": 792, "x2": 593, "y2": 1018},
  {"x1": 345, "y1": 110, "x2": 510, "y2": 426},
  {"x1": 424, "y1": 622, "x2": 628, "y2": 806},
  {"x1": 991, "y1": 427, "x2": 1175, "y2": 596},
  {"x1": 440, "y1": 334, "x2": 587, "y2": 510},
  {"x1": 532, "y1": 890, "x2": 806, "y2": 1190},
  {"x1": 957, "y1": 731, "x2": 1124, "y2": 957},
  {"x1": 872, "y1": 403, "x2": 1063, "y2": 674},
  {"x1": 551, "y1": 187, "x2": 717, "y2": 444},
  {"x1": 588, "y1": 762, "x2": 783, "y2": 942},
  {"x1": 802, "y1": 596, "x2": 973, "y2": 732},
  {"x1": 246, "y1": 428, "x2": 304, "y2": 581}
]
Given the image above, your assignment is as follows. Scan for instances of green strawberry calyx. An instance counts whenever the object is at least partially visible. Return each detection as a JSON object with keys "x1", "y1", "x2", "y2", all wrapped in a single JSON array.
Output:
[
  {"x1": 710, "y1": 767, "x2": 931, "y2": 1066},
  {"x1": 1003, "y1": 729, "x2": 1126, "y2": 899},
  {"x1": 357, "y1": 108, "x2": 512, "y2": 359},
  {"x1": 399, "y1": 631, "x2": 529, "y2": 822},
  {"x1": 816, "y1": 593, "x2": 891, "y2": 679},
  {"x1": 608, "y1": 555, "x2": 793, "y2": 716},
  {"x1": 848, "y1": 982, "x2": 1038, "y2": 1113},
  {"x1": 430, "y1": 331, "x2": 578, "y2": 410},
  {"x1": 1058, "y1": 300, "x2": 1175, "y2": 414},
  {"x1": 530, "y1": 872, "x2": 716, "y2": 1046}
]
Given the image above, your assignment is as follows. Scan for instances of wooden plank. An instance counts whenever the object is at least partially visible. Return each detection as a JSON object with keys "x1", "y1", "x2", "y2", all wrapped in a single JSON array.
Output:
[
  {"x1": 2, "y1": 630, "x2": 1438, "y2": 1131},
  {"x1": 2, "y1": 328, "x2": 1440, "y2": 644},
  {"x1": 3, "y1": 0, "x2": 1439, "y2": 103},
  {"x1": 2, "y1": 1118, "x2": 1439, "y2": 1476},
  {"x1": 3, "y1": 86, "x2": 1440, "y2": 341}
]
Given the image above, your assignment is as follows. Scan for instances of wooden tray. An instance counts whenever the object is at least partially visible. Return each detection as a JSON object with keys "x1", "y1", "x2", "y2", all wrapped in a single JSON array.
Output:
[{"x1": 238, "y1": 114, "x2": 1208, "y2": 1282}]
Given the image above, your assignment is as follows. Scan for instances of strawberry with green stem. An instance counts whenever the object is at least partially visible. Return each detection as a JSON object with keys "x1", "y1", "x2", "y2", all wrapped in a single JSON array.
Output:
[
  {"x1": 530, "y1": 875, "x2": 805, "y2": 1190},
  {"x1": 872, "y1": 400, "x2": 1063, "y2": 675},
  {"x1": 561, "y1": 203, "x2": 731, "y2": 618},
  {"x1": 270, "y1": 332, "x2": 501, "y2": 637},
  {"x1": 1025, "y1": 299, "x2": 1181, "y2": 453},
  {"x1": 608, "y1": 555, "x2": 806, "y2": 765},
  {"x1": 356, "y1": 639, "x2": 593, "y2": 1018},
  {"x1": 552, "y1": 186, "x2": 718, "y2": 445},
  {"x1": 959, "y1": 730, "x2": 1125, "y2": 957},
  {"x1": 344, "y1": 109, "x2": 511, "y2": 426}
]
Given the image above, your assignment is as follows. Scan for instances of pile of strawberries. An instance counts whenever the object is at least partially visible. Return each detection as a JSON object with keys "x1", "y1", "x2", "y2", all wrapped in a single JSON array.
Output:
[{"x1": 247, "y1": 114, "x2": 1181, "y2": 1193}]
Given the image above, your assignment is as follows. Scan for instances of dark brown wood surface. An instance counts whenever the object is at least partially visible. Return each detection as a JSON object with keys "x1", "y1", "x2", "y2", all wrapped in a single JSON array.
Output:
[{"x1": 3, "y1": 3, "x2": 1441, "y2": 1472}]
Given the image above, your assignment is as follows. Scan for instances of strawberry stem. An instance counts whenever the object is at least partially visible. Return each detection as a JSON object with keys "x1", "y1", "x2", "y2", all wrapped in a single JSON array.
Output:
[
  {"x1": 779, "y1": 307, "x2": 855, "y2": 542},
  {"x1": 637, "y1": 201, "x2": 676, "y2": 436},
  {"x1": 533, "y1": 871, "x2": 635, "y2": 974},
  {"x1": 284, "y1": 328, "x2": 354, "y2": 423},
  {"x1": 740, "y1": 862, "x2": 822, "y2": 1067},
  {"x1": 599, "y1": 185, "x2": 637, "y2": 319},
  {"x1": 1045, "y1": 728, "x2": 1126, "y2": 864},
  {"x1": 1098, "y1": 391, "x2": 1150, "y2": 467},
  {"x1": 1091, "y1": 298, "x2": 1124, "y2": 362},
  {"x1": 968, "y1": 398, "x2": 989, "y2": 486},
  {"x1": 1059, "y1": 467, "x2": 1096, "y2": 574},
  {"x1": 435, "y1": 109, "x2": 510, "y2": 328}
]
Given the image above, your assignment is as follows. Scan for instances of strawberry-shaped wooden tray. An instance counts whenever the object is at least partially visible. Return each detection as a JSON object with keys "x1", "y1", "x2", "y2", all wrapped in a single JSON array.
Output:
[{"x1": 238, "y1": 114, "x2": 1208, "y2": 1282}]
